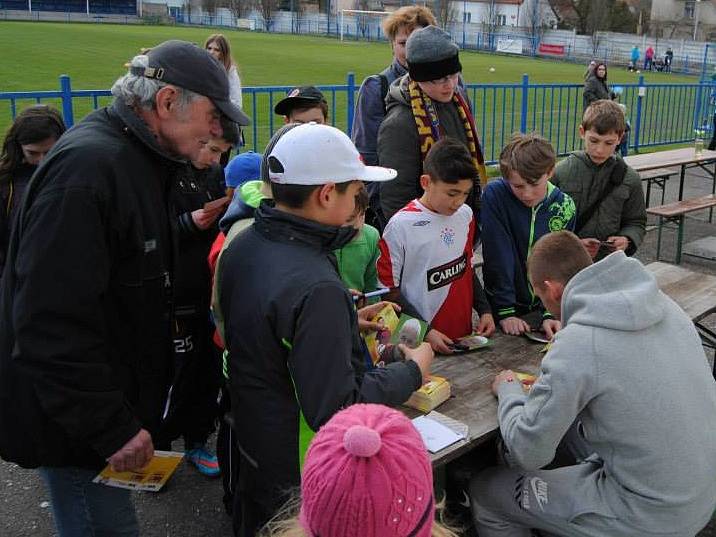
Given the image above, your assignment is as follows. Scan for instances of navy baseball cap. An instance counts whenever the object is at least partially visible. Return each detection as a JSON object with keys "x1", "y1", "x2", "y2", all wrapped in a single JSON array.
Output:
[
  {"x1": 132, "y1": 40, "x2": 250, "y2": 126},
  {"x1": 274, "y1": 86, "x2": 326, "y2": 116}
]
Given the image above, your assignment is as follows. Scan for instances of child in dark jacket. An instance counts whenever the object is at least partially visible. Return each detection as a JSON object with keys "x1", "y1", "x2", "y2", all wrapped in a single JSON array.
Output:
[
  {"x1": 482, "y1": 133, "x2": 576, "y2": 339},
  {"x1": 218, "y1": 123, "x2": 433, "y2": 537}
]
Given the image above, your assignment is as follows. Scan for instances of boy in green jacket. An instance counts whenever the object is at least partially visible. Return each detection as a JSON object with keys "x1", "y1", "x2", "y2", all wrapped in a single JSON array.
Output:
[{"x1": 552, "y1": 99, "x2": 645, "y2": 260}]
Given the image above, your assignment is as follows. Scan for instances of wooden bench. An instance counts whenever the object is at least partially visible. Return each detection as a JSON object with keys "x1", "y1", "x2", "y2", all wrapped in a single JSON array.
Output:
[
  {"x1": 646, "y1": 262, "x2": 716, "y2": 378},
  {"x1": 647, "y1": 195, "x2": 716, "y2": 263},
  {"x1": 639, "y1": 167, "x2": 680, "y2": 208}
]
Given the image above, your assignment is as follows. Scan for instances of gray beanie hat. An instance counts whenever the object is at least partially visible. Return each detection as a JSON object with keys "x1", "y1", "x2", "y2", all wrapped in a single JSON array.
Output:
[{"x1": 406, "y1": 25, "x2": 462, "y2": 82}]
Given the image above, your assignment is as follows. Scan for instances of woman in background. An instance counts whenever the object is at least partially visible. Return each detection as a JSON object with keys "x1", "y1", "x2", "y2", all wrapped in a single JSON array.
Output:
[
  {"x1": 205, "y1": 33, "x2": 242, "y2": 109},
  {"x1": 0, "y1": 105, "x2": 65, "y2": 278}
]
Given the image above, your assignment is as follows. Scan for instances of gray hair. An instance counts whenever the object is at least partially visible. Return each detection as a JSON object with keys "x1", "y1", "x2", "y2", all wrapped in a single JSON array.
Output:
[{"x1": 111, "y1": 54, "x2": 202, "y2": 111}]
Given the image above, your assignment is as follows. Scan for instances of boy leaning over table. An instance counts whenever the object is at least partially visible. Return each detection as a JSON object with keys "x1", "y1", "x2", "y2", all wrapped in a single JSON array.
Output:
[{"x1": 471, "y1": 231, "x2": 716, "y2": 537}]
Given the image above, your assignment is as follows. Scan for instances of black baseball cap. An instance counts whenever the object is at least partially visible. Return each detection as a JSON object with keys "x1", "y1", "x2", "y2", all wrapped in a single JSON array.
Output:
[
  {"x1": 132, "y1": 40, "x2": 250, "y2": 126},
  {"x1": 274, "y1": 86, "x2": 327, "y2": 116}
]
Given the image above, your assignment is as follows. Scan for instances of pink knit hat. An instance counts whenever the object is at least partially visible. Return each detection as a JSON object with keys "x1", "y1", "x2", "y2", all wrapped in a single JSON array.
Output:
[{"x1": 299, "y1": 404, "x2": 434, "y2": 537}]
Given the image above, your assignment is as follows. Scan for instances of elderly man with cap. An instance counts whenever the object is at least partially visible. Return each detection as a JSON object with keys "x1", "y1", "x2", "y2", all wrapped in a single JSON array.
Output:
[
  {"x1": 0, "y1": 40, "x2": 249, "y2": 536},
  {"x1": 377, "y1": 25, "x2": 488, "y2": 221}
]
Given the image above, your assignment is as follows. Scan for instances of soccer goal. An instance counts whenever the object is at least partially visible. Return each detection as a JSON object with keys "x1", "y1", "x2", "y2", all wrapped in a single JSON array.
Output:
[{"x1": 339, "y1": 9, "x2": 390, "y2": 42}]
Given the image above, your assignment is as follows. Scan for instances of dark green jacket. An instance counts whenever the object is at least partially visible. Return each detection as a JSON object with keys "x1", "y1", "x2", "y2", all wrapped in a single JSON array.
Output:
[{"x1": 552, "y1": 152, "x2": 646, "y2": 256}]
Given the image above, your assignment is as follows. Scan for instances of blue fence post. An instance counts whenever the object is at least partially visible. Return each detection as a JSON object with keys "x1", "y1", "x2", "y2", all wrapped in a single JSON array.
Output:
[
  {"x1": 700, "y1": 43, "x2": 710, "y2": 83},
  {"x1": 346, "y1": 72, "x2": 356, "y2": 137},
  {"x1": 520, "y1": 74, "x2": 529, "y2": 134},
  {"x1": 60, "y1": 75, "x2": 75, "y2": 128},
  {"x1": 633, "y1": 75, "x2": 644, "y2": 153}
]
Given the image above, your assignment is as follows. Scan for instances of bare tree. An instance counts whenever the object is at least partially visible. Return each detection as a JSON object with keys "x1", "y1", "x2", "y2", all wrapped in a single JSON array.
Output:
[
  {"x1": 258, "y1": 0, "x2": 279, "y2": 30},
  {"x1": 202, "y1": 0, "x2": 221, "y2": 15},
  {"x1": 226, "y1": 0, "x2": 253, "y2": 19},
  {"x1": 522, "y1": 0, "x2": 547, "y2": 53},
  {"x1": 431, "y1": 0, "x2": 456, "y2": 30},
  {"x1": 482, "y1": 0, "x2": 503, "y2": 35}
]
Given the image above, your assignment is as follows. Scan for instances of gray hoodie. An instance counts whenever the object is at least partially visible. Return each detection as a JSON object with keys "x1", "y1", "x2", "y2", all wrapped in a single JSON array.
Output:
[{"x1": 497, "y1": 252, "x2": 716, "y2": 534}]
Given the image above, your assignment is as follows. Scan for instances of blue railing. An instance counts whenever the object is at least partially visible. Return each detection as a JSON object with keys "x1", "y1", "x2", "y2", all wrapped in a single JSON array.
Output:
[{"x1": 2, "y1": 74, "x2": 714, "y2": 163}]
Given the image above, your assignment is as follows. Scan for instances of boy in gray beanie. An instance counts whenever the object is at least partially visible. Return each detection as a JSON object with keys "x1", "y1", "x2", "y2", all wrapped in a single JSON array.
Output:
[
  {"x1": 376, "y1": 25, "x2": 489, "y2": 353},
  {"x1": 377, "y1": 26, "x2": 487, "y2": 232}
]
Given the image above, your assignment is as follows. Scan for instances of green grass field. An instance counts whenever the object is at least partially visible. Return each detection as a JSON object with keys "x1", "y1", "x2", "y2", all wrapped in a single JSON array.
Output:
[{"x1": 0, "y1": 20, "x2": 703, "y2": 156}]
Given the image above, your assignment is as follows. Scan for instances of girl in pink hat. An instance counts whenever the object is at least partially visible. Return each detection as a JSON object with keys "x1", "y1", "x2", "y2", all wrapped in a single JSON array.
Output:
[{"x1": 261, "y1": 403, "x2": 459, "y2": 537}]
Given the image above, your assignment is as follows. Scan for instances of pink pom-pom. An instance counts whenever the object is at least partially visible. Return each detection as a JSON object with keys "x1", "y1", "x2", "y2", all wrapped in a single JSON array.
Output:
[{"x1": 343, "y1": 425, "x2": 382, "y2": 457}]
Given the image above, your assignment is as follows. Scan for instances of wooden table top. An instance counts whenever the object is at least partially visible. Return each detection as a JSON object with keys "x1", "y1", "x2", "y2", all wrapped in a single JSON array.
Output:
[
  {"x1": 624, "y1": 148, "x2": 716, "y2": 172},
  {"x1": 646, "y1": 262, "x2": 716, "y2": 322},
  {"x1": 404, "y1": 332, "x2": 544, "y2": 467}
]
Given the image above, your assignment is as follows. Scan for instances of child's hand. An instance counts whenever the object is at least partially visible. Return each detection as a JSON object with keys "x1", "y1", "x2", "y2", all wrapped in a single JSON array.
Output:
[
  {"x1": 542, "y1": 318, "x2": 562, "y2": 339},
  {"x1": 356, "y1": 301, "x2": 400, "y2": 333},
  {"x1": 580, "y1": 238, "x2": 601, "y2": 258},
  {"x1": 425, "y1": 328, "x2": 453, "y2": 354},
  {"x1": 401, "y1": 342, "x2": 434, "y2": 383},
  {"x1": 475, "y1": 313, "x2": 496, "y2": 337},
  {"x1": 606, "y1": 236, "x2": 629, "y2": 252},
  {"x1": 499, "y1": 317, "x2": 530, "y2": 336},
  {"x1": 191, "y1": 208, "x2": 221, "y2": 230}
]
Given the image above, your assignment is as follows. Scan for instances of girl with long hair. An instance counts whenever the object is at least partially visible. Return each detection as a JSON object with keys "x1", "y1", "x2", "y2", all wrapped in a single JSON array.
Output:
[{"x1": 205, "y1": 33, "x2": 243, "y2": 109}]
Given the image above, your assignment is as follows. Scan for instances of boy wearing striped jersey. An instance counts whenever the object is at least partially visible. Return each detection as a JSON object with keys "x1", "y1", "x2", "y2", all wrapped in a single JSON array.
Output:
[{"x1": 378, "y1": 138, "x2": 495, "y2": 354}]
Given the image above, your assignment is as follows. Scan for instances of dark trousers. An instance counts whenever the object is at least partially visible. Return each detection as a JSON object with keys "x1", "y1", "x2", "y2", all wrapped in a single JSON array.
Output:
[{"x1": 155, "y1": 316, "x2": 222, "y2": 448}]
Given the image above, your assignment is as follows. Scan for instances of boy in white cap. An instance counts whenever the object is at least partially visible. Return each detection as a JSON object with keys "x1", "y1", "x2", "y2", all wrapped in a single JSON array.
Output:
[{"x1": 217, "y1": 123, "x2": 434, "y2": 537}]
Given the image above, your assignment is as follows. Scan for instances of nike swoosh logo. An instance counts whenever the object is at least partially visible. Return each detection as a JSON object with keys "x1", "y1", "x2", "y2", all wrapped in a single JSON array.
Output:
[{"x1": 530, "y1": 477, "x2": 547, "y2": 511}]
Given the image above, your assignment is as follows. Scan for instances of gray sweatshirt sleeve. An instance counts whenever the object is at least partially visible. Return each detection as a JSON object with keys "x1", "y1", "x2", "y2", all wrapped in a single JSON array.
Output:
[
  {"x1": 377, "y1": 105, "x2": 422, "y2": 220},
  {"x1": 496, "y1": 327, "x2": 596, "y2": 470}
]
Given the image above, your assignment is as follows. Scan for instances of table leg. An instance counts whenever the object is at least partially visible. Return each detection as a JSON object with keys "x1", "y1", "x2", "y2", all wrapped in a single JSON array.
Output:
[
  {"x1": 678, "y1": 165, "x2": 686, "y2": 201},
  {"x1": 656, "y1": 216, "x2": 663, "y2": 261},
  {"x1": 710, "y1": 161, "x2": 715, "y2": 223},
  {"x1": 676, "y1": 215, "x2": 684, "y2": 264},
  {"x1": 645, "y1": 179, "x2": 652, "y2": 208}
]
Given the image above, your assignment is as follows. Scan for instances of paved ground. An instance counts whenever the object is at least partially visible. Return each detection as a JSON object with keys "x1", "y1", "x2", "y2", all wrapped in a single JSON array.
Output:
[{"x1": 1, "y1": 159, "x2": 715, "y2": 536}]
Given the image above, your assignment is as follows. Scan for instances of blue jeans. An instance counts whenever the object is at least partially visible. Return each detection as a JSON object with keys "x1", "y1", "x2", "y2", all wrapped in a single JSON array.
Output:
[{"x1": 39, "y1": 466, "x2": 139, "y2": 537}]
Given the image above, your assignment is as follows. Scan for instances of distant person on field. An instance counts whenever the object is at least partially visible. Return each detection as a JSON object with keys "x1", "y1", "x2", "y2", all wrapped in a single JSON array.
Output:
[
  {"x1": 583, "y1": 62, "x2": 612, "y2": 111},
  {"x1": 0, "y1": 40, "x2": 250, "y2": 537},
  {"x1": 644, "y1": 45, "x2": 654, "y2": 71},
  {"x1": 378, "y1": 25, "x2": 488, "y2": 222},
  {"x1": 352, "y1": 5, "x2": 437, "y2": 228},
  {"x1": 664, "y1": 46, "x2": 674, "y2": 72},
  {"x1": 261, "y1": 403, "x2": 459, "y2": 537},
  {"x1": 0, "y1": 105, "x2": 65, "y2": 279},
  {"x1": 378, "y1": 138, "x2": 495, "y2": 355},
  {"x1": 155, "y1": 116, "x2": 241, "y2": 478},
  {"x1": 481, "y1": 133, "x2": 575, "y2": 339},
  {"x1": 553, "y1": 100, "x2": 645, "y2": 261},
  {"x1": 629, "y1": 45, "x2": 639, "y2": 71},
  {"x1": 274, "y1": 86, "x2": 328, "y2": 125},
  {"x1": 218, "y1": 123, "x2": 433, "y2": 536},
  {"x1": 470, "y1": 231, "x2": 716, "y2": 537}
]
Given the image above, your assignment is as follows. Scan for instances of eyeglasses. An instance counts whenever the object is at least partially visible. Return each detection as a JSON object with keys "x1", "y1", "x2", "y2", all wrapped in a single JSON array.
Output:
[{"x1": 425, "y1": 73, "x2": 460, "y2": 86}]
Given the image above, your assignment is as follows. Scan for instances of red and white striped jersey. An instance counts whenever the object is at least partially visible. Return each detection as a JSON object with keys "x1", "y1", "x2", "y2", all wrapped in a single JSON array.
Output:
[{"x1": 377, "y1": 200, "x2": 474, "y2": 339}]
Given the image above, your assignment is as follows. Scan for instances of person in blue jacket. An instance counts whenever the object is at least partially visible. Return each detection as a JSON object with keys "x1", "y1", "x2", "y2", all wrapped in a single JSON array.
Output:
[{"x1": 482, "y1": 133, "x2": 576, "y2": 339}]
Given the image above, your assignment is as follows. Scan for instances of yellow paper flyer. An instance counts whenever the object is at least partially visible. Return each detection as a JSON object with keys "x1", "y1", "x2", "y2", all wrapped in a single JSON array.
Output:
[{"x1": 92, "y1": 450, "x2": 184, "y2": 492}]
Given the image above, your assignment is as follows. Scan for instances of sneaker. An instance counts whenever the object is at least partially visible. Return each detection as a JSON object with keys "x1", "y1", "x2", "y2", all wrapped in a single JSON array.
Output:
[{"x1": 186, "y1": 446, "x2": 221, "y2": 477}]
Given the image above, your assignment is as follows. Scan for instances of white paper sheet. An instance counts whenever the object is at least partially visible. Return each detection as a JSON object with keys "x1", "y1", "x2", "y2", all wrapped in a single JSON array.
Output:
[{"x1": 412, "y1": 414, "x2": 466, "y2": 453}]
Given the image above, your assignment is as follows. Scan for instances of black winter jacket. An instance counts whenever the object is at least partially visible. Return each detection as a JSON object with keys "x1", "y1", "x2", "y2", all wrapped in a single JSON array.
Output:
[
  {"x1": 172, "y1": 164, "x2": 224, "y2": 317},
  {"x1": 219, "y1": 202, "x2": 422, "y2": 505},
  {"x1": 0, "y1": 100, "x2": 181, "y2": 469}
]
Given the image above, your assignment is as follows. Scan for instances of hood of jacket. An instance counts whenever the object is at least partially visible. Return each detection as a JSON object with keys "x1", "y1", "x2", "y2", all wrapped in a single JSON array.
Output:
[
  {"x1": 253, "y1": 200, "x2": 357, "y2": 252},
  {"x1": 219, "y1": 180, "x2": 270, "y2": 233},
  {"x1": 562, "y1": 251, "x2": 665, "y2": 332},
  {"x1": 385, "y1": 74, "x2": 412, "y2": 113}
]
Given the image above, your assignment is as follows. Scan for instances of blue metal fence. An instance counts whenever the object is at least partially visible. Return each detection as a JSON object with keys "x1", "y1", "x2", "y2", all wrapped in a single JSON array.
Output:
[{"x1": 2, "y1": 74, "x2": 714, "y2": 163}]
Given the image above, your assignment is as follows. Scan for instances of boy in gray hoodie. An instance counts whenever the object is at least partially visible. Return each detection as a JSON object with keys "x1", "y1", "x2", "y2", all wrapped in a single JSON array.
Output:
[{"x1": 470, "y1": 231, "x2": 716, "y2": 537}]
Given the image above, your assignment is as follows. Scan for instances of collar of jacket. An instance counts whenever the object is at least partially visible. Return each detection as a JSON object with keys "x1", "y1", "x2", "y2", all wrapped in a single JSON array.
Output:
[
  {"x1": 575, "y1": 151, "x2": 617, "y2": 171},
  {"x1": 390, "y1": 58, "x2": 408, "y2": 79},
  {"x1": 110, "y1": 98, "x2": 187, "y2": 164},
  {"x1": 253, "y1": 200, "x2": 357, "y2": 252}
]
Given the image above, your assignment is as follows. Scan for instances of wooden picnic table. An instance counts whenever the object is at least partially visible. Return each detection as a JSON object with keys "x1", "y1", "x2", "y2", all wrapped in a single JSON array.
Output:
[
  {"x1": 645, "y1": 261, "x2": 716, "y2": 377},
  {"x1": 624, "y1": 148, "x2": 716, "y2": 203},
  {"x1": 403, "y1": 333, "x2": 544, "y2": 467}
]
